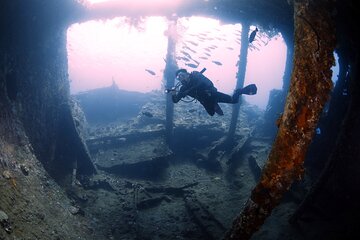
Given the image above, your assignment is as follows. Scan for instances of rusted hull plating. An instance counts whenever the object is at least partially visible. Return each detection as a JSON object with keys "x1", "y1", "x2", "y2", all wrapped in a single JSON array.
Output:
[{"x1": 225, "y1": 1, "x2": 336, "y2": 239}]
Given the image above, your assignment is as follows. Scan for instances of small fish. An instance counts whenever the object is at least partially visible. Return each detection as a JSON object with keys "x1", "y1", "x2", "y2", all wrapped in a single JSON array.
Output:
[
  {"x1": 142, "y1": 111, "x2": 153, "y2": 118},
  {"x1": 192, "y1": 59, "x2": 200, "y2": 65},
  {"x1": 249, "y1": 45, "x2": 260, "y2": 51},
  {"x1": 183, "y1": 46, "x2": 197, "y2": 53},
  {"x1": 186, "y1": 40, "x2": 199, "y2": 46},
  {"x1": 188, "y1": 109, "x2": 197, "y2": 113},
  {"x1": 186, "y1": 63, "x2": 198, "y2": 68},
  {"x1": 249, "y1": 27, "x2": 258, "y2": 43},
  {"x1": 145, "y1": 69, "x2": 156, "y2": 75},
  {"x1": 180, "y1": 50, "x2": 192, "y2": 59},
  {"x1": 212, "y1": 61, "x2": 222, "y2": 66},
  {"x1": 181, "y1": 57, "x2": 190, "y2": 62}
]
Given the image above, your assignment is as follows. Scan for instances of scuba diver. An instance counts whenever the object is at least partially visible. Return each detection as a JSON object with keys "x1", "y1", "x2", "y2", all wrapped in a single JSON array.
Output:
[{"x1": 168, "y1": 68, "x2": 257, "y2": 116}]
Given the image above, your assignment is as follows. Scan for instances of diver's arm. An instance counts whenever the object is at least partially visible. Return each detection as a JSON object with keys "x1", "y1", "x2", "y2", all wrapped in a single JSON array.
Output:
[
  {"x1": 172, "y1": 93, "x2": 181, "y2": 103},
  {"x1": 172, "y1": 86, "x2": 187, "y2": 103}
]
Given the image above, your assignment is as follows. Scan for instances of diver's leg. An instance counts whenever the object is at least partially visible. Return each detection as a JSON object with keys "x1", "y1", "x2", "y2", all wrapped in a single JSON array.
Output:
[
  {"x1": 231, "y1": 89, "x2": 242, "y2": 103},
  {"x1": 204, "y1": 105, "x2": 215, "y2": 116},
  {"x1": 216, "y1": 92, "x2": 235, "y2": 103},
  {"x1": 218, "y1": 84, "x2": 257, "y2": 104},
  {"x1": 232, "y1": 84, "x2": 257, "y2": 102},
  {"x1": 200, "y1": 101, "x2": 215, "y2": 116},
  {"x1": 214, "y1": 103, "x2": 224, "y2": 115}
]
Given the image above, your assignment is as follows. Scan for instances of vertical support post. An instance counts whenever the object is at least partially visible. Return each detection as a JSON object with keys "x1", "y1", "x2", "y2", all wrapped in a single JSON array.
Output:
[{"x1": 227, "y1": 22, "x2": 250, "y2": 141}]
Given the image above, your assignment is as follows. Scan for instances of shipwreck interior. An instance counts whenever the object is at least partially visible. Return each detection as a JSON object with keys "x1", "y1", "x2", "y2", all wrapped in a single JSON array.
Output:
[{"x1": 0, "y1": 0, "x2": 359, "y2": 239}]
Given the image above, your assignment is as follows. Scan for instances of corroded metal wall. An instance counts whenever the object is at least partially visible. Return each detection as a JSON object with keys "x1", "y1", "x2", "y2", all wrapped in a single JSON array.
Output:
[{"x1": 0, "y1": 1, "x2": 95, "y2": 184}]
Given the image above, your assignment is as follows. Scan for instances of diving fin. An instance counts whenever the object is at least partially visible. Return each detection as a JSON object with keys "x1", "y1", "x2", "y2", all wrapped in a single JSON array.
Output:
[{"x1": 240, "y1": 84, "x2": 257, "y2": 95}]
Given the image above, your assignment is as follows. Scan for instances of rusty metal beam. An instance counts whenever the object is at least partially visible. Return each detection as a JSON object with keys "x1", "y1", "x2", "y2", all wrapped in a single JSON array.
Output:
[{"x1": 224, "y1": 1, "x2": 336, "y2": 239}]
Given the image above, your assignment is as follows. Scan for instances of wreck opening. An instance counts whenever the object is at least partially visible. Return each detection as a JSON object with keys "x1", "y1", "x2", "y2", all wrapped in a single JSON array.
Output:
[{"x1": 66, "y1": 16, "x2": 287, "y2": 115}]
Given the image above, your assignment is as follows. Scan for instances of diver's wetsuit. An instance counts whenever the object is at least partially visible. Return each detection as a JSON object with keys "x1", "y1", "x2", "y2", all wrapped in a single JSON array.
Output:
[{"x1": 172, "y1": 71, "x2": 241, "y2": 116}]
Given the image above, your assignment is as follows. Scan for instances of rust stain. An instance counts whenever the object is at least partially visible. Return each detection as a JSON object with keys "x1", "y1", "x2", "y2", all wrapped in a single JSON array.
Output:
[{"x1": 10, "y1": 178, "x2": 17, "y2": 189}]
